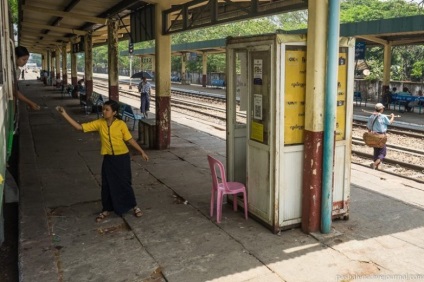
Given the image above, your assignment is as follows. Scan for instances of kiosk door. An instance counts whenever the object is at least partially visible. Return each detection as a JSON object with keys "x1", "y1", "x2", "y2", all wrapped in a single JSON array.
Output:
[
  {"x1": 227, "y1": 50, "x2": 248, "y2": 184},
  {"x1": 246, "y1": 47, "x2": 273, "y2": 225}
]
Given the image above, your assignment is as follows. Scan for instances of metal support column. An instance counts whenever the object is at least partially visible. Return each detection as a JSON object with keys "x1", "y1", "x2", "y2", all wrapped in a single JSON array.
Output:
[
  {"x1": 55, "y1": 48, "x2": 60, "y2": 83},
  {"x1": 202, "y1": 52, "x2": 207, "y2": 87},
  {"x1": 62, "y1": 44, "x2": 68, "y2": 85},
  {"x1": 84, "y1": 32, "x2": 93, "y2": 100},
  {"x1": 71, "y1": 38, "x2": 78, "y2": 98},
  {"x1": 302, "y1": 0, "x2": 328, "y2": 233},
  {"x1": 382, "y1": 43, "x2": 392, "y2": 99},
  {"x1": 181, "y1": 52, "x2": 189, "y2": 85},
  {"x1": 108, "y1": 20, "x2": 119, "y2": 101},
  {"x1": 155, "y1": 2, "x2": 171, "y2": 149},
  {"x1": 321, "y1": 0, "x2": 340, "y2": 234}
]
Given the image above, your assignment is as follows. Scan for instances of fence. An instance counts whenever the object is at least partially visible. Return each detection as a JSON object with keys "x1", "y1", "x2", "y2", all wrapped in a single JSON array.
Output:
[{"x1": 355, "y1": 79, "x2": 424, "y2": 103}]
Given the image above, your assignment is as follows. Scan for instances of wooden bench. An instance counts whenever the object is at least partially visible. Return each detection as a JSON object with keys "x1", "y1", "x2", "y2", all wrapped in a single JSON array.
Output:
[
  {"x1": 81, "y1": 92, "x2": 106, "y2": 116},
  {"x1": 78, "y1": 86, "x2": 87, "y2": 105},
  {"x1": 122, "y1": 105, "x2": 143, "y2": 131},
  {"x1": 211, "y1": 79, "x2": 225, "y2": 88},
  {"x1": 390, "y1": 94, "x2": 424, "y2": 113},
  {"x1": 61, "y1": 84, "x2": 73, "y2": 99},
  {"x1": 138, "y1": 118, "x2": 156, "y2": 149}
]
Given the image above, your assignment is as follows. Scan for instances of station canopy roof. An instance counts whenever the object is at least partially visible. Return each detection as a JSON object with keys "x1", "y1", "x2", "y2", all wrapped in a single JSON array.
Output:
[
  {"x1": 283, "y1": 15, "x2": 424, "y2": 48},
  {"x1": 17, "y1": 0, "x2": 308, "y2": 54},
  {"x1": 341, "y1": 15, "x2": 424, "y2": 47}
]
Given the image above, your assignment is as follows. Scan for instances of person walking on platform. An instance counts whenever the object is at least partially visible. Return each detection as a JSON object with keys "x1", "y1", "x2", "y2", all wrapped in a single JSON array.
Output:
[
  {"x1": 138, "y1": 76, "x2": 151, "y2": 118},
  {"x1": 367, "y1": 103, "x2": 395, "y2": 170},
  {"x1": 56, "y1": 100, "x2": 149, "y2": 222},
  {"x1": 15, "y1": 46, "x2": 40, "y2": 110}
]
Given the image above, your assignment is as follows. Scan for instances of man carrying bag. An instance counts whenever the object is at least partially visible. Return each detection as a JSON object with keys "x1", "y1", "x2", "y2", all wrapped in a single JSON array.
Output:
[
  {"x1": 365, "y1": 103, "x2": 395, "y2": 170},
  {"x1": 138, "y1": 76, "x2": 151, "y2": 118}
]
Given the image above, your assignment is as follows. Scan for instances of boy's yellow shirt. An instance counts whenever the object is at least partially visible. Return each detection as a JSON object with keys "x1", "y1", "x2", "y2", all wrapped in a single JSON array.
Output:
[{"x1": 82, "y1": 118, "x2": 132, "y2": 155}]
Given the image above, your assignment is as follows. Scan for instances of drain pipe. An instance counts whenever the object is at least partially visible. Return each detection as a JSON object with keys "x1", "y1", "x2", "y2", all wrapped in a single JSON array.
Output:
[{"x1": 321, "y1": 0, "x2": 340, "y2": 234}]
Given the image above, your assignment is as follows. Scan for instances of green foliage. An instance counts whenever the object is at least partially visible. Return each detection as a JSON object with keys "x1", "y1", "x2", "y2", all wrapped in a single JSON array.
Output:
[
  {"x1": 168, "y1": 14, "x2": 310, "y2": 72},
  {"x1": 29, "y1": 54, "x2": 42, "y2": 67},
  {"x1": 8, "y1": 0, "x2": 18, "y2": 23},
  {"x1": 171, "y1": 18, "x2": 278, "y2": 44},
  {"x1": 366, "y1": 58, "x2": 384, "y2": 81},
  {"x1": 93, "y1": 46, "x2": 108, "y2": 69},
  {"x1": 17, "y1": 0, "x2": 424, "y2": 81},
  {"x1": 410, "y1": 61, "x2": 424, "y2": 80},
  {"x1": 341, "y1": 0, "x2": 421, "y2": 22},
  {"x1": 342, "y1": 0, "x2": 424, "y2": 81},
  {"x1": 271, "y1": 11, "x2": 308, "y2": 30}
]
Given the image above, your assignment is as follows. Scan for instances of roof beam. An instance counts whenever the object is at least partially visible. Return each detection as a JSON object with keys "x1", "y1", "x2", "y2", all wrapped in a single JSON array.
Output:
[
  {"x1": 92, "y1": 28, "x2": 128, "y2": 36},
  {"x1": 356, "y1": 35, "x2": 389, "y2": 46},
  {"x1": 19, "y1": 31, "x2": 72, "y2": 41},
  {"x1": 20, "y1": 37, "x2": 69, "y2": 45},
  {"x1": 21, "y1": 22, "x2": 87, "y2": 36},
  {"x1": 22, "y1": 4, "x2": 108, "y2": 25},
  {"x1": 391, "y1": 38, "x2": 424, "y2": 46},
  {"x1": 20, "y1": 41, "x2": 59, "y2": 49}
]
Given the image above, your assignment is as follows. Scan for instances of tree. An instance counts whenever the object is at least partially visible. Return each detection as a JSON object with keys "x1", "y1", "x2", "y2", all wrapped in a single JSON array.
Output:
[
  {"x1": 341, "y1": 0, "x2": 421, "y2": 22},
  {"x1": 8, "y1": 0, "x2": 18, "y2": 23},
  {"x1": 341, "y1": 0, "x2": 424, "y2": 81},
  {"x1": 410, "y1": 61, "x2": 424, "y2": 81},
  {"x1": 169, "y1": 18, "x2": 279, "y2": 72},
  {"x1": 271, "y1": 11, "x2": 308, "y2": 30}
]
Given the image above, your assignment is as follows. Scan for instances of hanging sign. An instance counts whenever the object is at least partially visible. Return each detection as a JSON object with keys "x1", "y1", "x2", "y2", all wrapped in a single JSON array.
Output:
[
  {"x1": 355, "y1": 42, "x2": 366, "y2": 60},
  {"x1": 253, "y1": 59, "x2": 263, "y2": 85}
]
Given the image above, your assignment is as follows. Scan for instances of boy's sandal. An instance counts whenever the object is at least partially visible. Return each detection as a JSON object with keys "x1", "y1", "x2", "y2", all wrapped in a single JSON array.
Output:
[
  {"x1": 133, "y1": 207, "x2": 143, "y2": 218},
  {"x1": 95, "y1": 211, "x2": 110, "y2": 222}
]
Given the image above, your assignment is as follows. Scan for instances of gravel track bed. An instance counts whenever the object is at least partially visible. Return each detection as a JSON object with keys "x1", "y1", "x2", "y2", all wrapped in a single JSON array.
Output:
[
  {"x1": 353, "y1": 127, "x2": 424, "y2": 167},
  {"x1": 173, "y1": 91, "x2": 424, "y2": 179}
]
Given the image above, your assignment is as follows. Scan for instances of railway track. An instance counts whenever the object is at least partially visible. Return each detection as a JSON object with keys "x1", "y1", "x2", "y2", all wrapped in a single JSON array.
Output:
[
  {"x1": 353, "y1": 121, "x2": 424, "y2": 138},
  {"x1": 92, "y1": 78, "x2": 424, "y2": 182},
  {"x1": 351, "y1": 140, "x2": 424, "y2": 183}
]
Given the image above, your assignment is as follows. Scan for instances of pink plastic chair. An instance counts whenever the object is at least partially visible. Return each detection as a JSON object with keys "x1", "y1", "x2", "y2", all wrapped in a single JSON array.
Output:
[{"x1": 207, "y1": 155, "x2": 248, "y2": 223}]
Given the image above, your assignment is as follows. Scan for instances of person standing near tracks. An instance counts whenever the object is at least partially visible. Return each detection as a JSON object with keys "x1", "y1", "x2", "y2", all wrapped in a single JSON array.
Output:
[
  {"x1": 15, "y1": 46, "x2": 40, "y2": 110},
  {"x1": 367, "y1": 103, "x2": 395, "y2": 170},
  {"x1": 56, "y1": 100, "x2": 149, "y2": 222},
  {"x1": 138, "y1": 76, "x2": 151, "y2": 118}
]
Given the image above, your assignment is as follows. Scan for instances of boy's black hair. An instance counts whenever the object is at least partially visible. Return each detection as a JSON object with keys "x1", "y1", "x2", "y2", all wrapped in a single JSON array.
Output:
[
  {"x1": 104, "y1": 100, "x2": 122, "y2": 119},
  {"x1": 15, "y1": 46, "x2": 29, "y2": 58}
]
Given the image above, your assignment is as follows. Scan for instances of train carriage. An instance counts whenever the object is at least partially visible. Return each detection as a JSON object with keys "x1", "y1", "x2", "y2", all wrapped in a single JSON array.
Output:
[{"x1": 0, "y1": 0, "x2": 18, "y2": 245}]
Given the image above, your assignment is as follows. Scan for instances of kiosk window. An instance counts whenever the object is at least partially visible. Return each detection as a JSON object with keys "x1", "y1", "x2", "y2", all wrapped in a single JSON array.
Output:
[
  {"x1": 336, "y1": 47, "x2": 348, "y2": 141},
  {"x1": 235, "y1": 51, "x2": 248, "y2": 125},
  {"x1": 249, "y1": 51, "x2": 270, "y2": 145},
  {"x1": 284, "y1": 45, "x2": 306, "y2": 145}
]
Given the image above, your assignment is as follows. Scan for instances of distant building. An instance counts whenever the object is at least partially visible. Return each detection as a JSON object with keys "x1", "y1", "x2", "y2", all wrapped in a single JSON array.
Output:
[{"x1": 26, "y1": 63, "x2": 37, "y2": 70}]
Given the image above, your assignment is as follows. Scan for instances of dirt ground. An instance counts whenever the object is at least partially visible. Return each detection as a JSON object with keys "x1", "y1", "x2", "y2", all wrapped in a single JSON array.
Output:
[{"x1": 0, "y1": 203, "x2": 19, "y2": 282}]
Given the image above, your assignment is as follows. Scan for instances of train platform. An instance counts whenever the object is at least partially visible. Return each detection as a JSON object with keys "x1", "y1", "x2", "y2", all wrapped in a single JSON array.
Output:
[{"x1": 14, "y1": 76, "x2": 424, "y2": 282}]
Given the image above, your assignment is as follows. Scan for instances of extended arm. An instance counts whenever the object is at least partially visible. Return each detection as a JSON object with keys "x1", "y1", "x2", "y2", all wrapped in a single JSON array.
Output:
[
  {"x1": 56, "y1": 106, "x2": 83, "y2": 131},
  {"x1": 16, "y1": 88, "x2": 40, "y2": 110},
  {"x1": 127, "y1": 138, "x2": 149, "y2": 161},
  {"x1": 389, "y1": 113, "x2": 395, "y2": 124}
]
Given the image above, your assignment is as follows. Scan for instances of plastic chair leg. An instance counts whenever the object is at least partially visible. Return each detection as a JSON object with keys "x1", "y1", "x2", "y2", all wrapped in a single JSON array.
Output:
[
  {"x1": 233, "y1": 195, "x2": 237, "y2": 212},
  {"x1": 210, "y1": 190, "x2": 215, "y2": 217},
  {"x1": 217, "y1": 191, "x2": 223, "y2": 223},
  {"x1": 243, "y1": 191, "x2": 248, "y2": 220}
]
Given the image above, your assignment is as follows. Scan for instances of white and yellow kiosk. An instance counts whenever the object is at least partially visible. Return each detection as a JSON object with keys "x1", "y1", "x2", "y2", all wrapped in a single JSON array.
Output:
[{"x1": 226, "y1": 33, "x2": 354, "y2": 232}]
